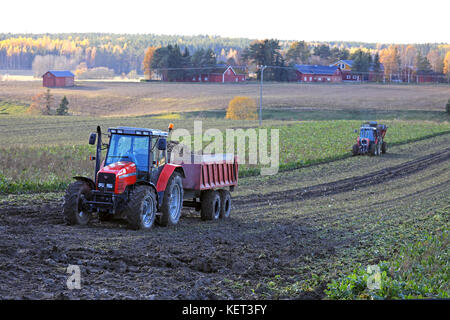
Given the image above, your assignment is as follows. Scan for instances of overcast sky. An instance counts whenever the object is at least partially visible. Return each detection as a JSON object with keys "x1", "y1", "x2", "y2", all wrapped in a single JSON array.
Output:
[{"x1": 1, "y1": 0, "x2": 449, "y2": 43}]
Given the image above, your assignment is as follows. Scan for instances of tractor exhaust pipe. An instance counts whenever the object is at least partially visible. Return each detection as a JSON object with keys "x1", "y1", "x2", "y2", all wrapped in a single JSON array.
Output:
[{"x1": 95, "y1": 126, "x2": 102, "y2": 183}]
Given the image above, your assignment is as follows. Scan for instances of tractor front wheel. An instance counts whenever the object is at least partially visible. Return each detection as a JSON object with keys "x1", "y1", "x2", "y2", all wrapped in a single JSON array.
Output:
[
  {"x1": 124, "y1": 185, "x2": 157, "y2": 230},
  {"x1": 352, "y1": 144, "x2": 359, "y2": 156},
  {"x1": 382, "y1": 142, "x2": 387, "y2": 154},
  {"x1": 62, "y1": 180, "x2": 92, "y2": 225},
  {"x1": 201, "y1": 190, "x2": 221, "y2": 221},
  {"x1": 159, "y1": 172, "x2": 184, "y2": 226},
  {"x1": 369, "y1": 144, "x2": 376, "y2": 156}
]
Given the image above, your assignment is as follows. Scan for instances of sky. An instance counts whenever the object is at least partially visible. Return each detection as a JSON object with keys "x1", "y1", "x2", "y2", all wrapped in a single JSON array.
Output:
[{"x1": 1, "y1": 0, "x2": 449, "y2": 43}]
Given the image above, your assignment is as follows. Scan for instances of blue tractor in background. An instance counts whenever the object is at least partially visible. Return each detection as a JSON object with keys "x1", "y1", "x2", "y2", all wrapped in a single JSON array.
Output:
[{"x1": 352, "y1": 121, "x2": 388, "y2": 156}]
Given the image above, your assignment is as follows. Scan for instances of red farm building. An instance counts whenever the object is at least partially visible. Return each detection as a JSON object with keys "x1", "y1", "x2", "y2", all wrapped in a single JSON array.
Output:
[
  {"x1": 294, "y1": 64, "x2": 342, "y2": 82},
  {"x1": 42, "y1": 71, "x2": 75, "y2": 87},
  {"x1": 161, "y1": 65, "x2": 246, "y2": 83}
]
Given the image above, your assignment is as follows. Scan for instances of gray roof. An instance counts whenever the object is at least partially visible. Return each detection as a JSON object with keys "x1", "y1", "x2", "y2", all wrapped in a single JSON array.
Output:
[
  {"x1": 294, "y1": 64, "x2": 339, "y2": 75},
  {"x1": 45, "y1": 70, "x2": 74, "y2": 77},
  {"x1": 110, "y1": 126, "x2": 168, "y2": 137}
]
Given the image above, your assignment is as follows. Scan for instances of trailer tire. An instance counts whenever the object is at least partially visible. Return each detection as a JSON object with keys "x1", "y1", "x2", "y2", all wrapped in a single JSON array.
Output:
[
  {"x1": 62, "y1": 180, "x2": 92, "y2": 225},
  {"x1": 381, "y1": 142, "x2": 387, "y2": 154},
  {"x1": 124, "y1": 185, "x2": 156, "y2": 230},
  {"x1": 218, "y1": 189, "x2": 232, "y2": 219},
  {"x1": 201, "y1": 190, "x2": 221, "y2": 221},
  {"x1": 352, "y1": 144, "x2": 359, "y2": 156},
  {"x1": 159, "y1": 172, "x2": 184, "y2": 226}
]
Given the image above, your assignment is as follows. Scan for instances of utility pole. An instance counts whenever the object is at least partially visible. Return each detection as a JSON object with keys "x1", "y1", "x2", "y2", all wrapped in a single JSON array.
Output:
[{"x1": 258, "y1": 65, "x2": 267, "y2": 127}]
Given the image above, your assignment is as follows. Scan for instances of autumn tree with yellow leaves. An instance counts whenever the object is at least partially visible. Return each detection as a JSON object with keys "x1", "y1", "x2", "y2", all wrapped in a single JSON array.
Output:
[
  {"x1": 443, "y1": 51, "x2": 450, "y2": 80},
  {"x1": 142, "y1": 47, "x2": 157, "y2": 80},
  {"x1": 225, "y1": 96, "x2": 258, "y2": 120}
]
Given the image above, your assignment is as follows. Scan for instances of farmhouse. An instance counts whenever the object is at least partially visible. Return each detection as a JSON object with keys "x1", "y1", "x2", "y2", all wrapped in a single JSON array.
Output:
[
  {"x1": 42, "y1": 71, "x2": 75, "y2": 87},
  {"x1": 202, "y1": 65, "x2": 246, "y2": 83},
  {"x1": 294, "y1": 64, "x2": 342, "y2": 82},
  {"x1": 330, "y1": 60, "x2": 384, "y2": 81}
]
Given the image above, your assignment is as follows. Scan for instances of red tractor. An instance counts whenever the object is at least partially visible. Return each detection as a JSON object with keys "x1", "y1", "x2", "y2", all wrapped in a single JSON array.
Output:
[
  {"x1": 352, "y1": 121, "x2": 388, "y2": 156},
  {"x1": 62, "y1": 125, "x2": 238, "y2": 230}
]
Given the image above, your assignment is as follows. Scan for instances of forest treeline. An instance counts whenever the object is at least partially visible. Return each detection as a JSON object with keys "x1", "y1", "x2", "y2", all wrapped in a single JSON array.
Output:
[{"x1": 0, "y1": 33, "x2": 449, "y2": 79}]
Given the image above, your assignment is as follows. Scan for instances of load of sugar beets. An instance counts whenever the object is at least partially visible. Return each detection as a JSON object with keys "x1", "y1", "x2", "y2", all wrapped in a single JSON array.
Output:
[
  {"x1": 62, "y1": 124, "x2": 239, "y2": 230},
  {"x1": 352, "y1": 121, "x2": 388, "y2": 156}
]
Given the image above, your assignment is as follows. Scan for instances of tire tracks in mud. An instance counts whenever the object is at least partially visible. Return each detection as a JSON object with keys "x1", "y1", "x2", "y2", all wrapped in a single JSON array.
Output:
[{"x1": 234, "y1": 147, "x2": 450, "y2": 207}]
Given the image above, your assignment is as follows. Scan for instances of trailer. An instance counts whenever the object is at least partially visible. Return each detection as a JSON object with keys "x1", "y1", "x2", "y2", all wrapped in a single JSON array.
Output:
[{"x1": 178, "y1": 153, "x2": 238, "y2": 220}]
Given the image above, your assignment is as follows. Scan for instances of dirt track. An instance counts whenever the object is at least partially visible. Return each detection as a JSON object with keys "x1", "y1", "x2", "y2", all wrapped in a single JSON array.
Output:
[{"x1": 0, "y1": 136, "x2": 449, "y2": 299}]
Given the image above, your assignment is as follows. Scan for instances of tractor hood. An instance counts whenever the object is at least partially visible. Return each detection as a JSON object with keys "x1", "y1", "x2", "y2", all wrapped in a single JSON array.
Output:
[
  {"x1": 97, "y1": 161, "x2": 137, "y2": 193},
  {"x1": 99, "y1": 161, "x2": 137, "y2": 176}
]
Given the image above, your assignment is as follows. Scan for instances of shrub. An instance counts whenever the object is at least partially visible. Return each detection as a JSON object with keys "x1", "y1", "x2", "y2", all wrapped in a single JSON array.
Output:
[
  {"x1": 27, "y1": 89, "x2": 52, "y2": 115},
  {"x1": 225, "y1": 96, "x2": 258, "y2": 120}
]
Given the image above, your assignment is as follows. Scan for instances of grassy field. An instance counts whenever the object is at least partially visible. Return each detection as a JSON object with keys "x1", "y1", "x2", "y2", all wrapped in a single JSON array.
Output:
[
  {"x1": 0, "y1": 114, "x2": 448, "y2": 193},
  {"x1": 0, "y1": 80, "x2": 449, "y2": 116}
]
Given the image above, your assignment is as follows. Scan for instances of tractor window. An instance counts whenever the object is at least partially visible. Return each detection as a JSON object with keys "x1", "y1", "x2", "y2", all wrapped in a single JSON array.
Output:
[
  {"x1": 106, "y1": 134, "x2": 150, "y2": 172},
  {"x1": 151, "y1": 138, "x2": 166, "y2": 168},
  {"x1": 360, "y1": 129, "x2": 374, "y2": 141}
]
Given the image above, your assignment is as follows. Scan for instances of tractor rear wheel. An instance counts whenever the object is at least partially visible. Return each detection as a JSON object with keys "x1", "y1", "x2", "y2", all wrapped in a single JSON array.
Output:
[
  {"x1": 381, "y1": 142, "x2": 387, "y2": 154},
  {"x1": 62, "y1": 180, "x2": 92, "y2": 225},
  {"x1": 159, "y1": 172, "x2": 184, "y2": 226},
  {"x1": 218, "y1": 189, "x2": 232, "y2": 219},
  {"x1": 352, "y1": 144, "x2": 359, "y2": 156},
  {"x1": 124, "y1": 185, "x2": 157, "y2": 230},
  {"x1": 201, "y1": 190, "x2": 221, "y2": 221}
]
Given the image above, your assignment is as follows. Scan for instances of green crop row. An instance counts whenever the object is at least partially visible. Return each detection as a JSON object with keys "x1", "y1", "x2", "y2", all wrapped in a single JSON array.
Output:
[
  {"x1": 325, "y1": 230, "x2": 449, "y2": 299},
  {"x1": 0, "y1": 120, "x2": 449, "y2": 193}
]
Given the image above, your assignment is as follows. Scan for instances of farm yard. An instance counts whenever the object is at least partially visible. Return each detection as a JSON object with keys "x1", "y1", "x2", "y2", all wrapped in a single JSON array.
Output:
[{"x1": 0, "y1": 80, "x2": 449, "y2": 300}]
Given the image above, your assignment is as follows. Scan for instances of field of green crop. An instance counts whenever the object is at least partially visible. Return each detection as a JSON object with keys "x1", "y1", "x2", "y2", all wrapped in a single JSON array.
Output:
[{"x1": 0, "y1": 115, "x2": 448, "y2": 193}]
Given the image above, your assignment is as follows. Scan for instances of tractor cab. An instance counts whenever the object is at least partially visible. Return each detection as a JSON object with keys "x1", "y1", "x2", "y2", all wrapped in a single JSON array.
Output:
[
  {"x1": 104, "y1": 127, "x2": 168, "y2": 179},
  {"x1": 359, "y1": 125, "x2": 376, "y2": 142}
]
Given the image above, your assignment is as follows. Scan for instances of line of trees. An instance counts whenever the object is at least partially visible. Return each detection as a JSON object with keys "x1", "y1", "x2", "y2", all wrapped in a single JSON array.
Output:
[{"x1": 1, "y1": 33, "x2": 449, "y2": 80}]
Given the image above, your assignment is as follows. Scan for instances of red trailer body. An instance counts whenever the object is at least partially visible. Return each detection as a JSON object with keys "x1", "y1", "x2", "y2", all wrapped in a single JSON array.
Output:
[{"x1": 180, "y1": 154, "x2": 238, "y2": 191}]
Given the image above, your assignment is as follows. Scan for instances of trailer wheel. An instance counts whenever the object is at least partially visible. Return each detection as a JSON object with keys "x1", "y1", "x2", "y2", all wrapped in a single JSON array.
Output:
[
  {"x1": 201, "y1": 190, "x2": 221, "y2": 221},
  {"x1": 159, "y1": 172, "x2": 184, "y2": 226},
  {"x1": 218, "y1": 190, "x2": 232, "y2": 219},
  {"x1": 124, "y1": 185, "x2": 156, "y2": 230},
  {"x1": 352, "y1": 144, "x2": 359, "y2": 156},
  {"x1": 381, "y1": 142, "x2": 387, "y2": 154},
  {"x1": 62, "y1": 181, "x2": 92, "y2": 225}
]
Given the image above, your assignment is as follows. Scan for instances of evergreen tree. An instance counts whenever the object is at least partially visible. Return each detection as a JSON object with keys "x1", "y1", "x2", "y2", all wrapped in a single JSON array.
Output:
[{"x1": 57, "y1": 96, "x2": 69, "y2": 115}]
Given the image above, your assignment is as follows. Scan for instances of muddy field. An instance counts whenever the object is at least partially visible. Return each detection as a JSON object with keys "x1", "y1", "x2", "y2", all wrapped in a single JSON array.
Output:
[
  {"x1": 0, "y1": 134, "x2": 449, "y2": 299},
  {"x1": 1, "y1": 80, "x2": 449, "y2": 116}
]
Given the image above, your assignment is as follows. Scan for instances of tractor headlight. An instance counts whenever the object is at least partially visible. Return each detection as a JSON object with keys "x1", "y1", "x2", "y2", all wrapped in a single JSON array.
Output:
[
  {"x1": 98, "y1": 182, "x2": 105, "y2": 188},
  {"x1": 106, "y1": 183, "x2": 113, "y2": 189}
]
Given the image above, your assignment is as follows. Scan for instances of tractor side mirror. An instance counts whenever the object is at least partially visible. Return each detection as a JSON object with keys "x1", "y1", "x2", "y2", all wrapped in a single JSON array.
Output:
[
  {"x1": 89, "y1": 133, "x2": 97, "y2": 145},
  {"x1": 354, "y1": 129, "x2": 358, "y2": 133},
  {"x1": 157, "y1": 138, "x2": 167, "y2": 151}
]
